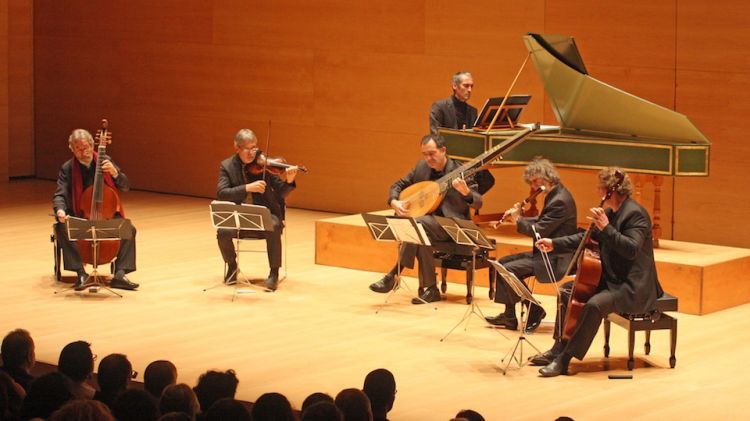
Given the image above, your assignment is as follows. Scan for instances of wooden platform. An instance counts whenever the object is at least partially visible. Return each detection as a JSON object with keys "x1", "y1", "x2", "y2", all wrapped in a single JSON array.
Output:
[
  {"x1": 315, "y1": 212, "x2": 750, "y2": 315},
  {"x1": 2, "y1": 179, "x2": 749, "y2": 420}
]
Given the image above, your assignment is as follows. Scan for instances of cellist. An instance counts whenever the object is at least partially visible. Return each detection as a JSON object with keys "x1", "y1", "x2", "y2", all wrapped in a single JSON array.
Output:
[
  {"x1": 52, "y1": 129, "x2": 139, "y2": 291},
  {"x1": 532, "y1": 167, "x2": 662, "y2": 377}
]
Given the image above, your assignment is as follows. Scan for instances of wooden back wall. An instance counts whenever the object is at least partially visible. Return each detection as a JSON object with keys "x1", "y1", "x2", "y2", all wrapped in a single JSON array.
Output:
[{"x1": 28, "y1": 1, "x2": 750, "y2": 248}]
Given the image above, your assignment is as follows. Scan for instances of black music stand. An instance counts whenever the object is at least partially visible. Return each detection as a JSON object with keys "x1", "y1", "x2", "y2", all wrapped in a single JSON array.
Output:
[
  {"x1": 55, "y1": 217, "x2": 133, "y2": 297},
  {"x1": 361, "y1": 213, "x2": 437, "y2": 312},
  {"x1": 473, "y1": 95, "x2": 531, "y2": 130},
  {"x1": 434, "y1": 217, "x2": 503, "y2": 341},
  {"x1": 207, "y1": 201, "x2": 274, "y2": 300},
  {"x1": 491, "y1": 260, "x2": 544, "y2": 374}
]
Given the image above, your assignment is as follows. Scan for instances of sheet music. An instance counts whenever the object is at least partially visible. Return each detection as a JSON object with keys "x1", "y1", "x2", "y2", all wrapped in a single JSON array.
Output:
[
  {"x1": 386, "y1": 217, "x2": 431, "y2": 246},
  {"x1": 489, "y1": 260, "x2": 540, "y2": 306}
]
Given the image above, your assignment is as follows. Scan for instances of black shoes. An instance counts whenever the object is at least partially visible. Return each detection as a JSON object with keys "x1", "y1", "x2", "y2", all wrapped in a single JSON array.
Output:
[
  {"x1": 110, "y1": 275, "x2": 139, "y2": 290},
  {"x1": 484, "y1": 314, "x2": 519, "y2": 330},
  {"x1": 538, "y1": 355, "x2": 569, "y2": 377},
  {"x1": 225, "y1": 264, "x2": 238, "y2": 285},
  {"x1": 73, "y1": 271, "x2": 88, "y2": 291},
  {"x1": 529, "y1": 349, "x2": 558, "y2": 366},
  {"x1": 411, "y1": 286, "x2": 441, "y2": 304},
  {"x1": 524, "y1": 303, "x2": 546, "y2": 333},
  {"x1": 265, "y1": 272, "x2": 279, "y2": 292},
  {"x1": 369, "y1": 274, "x2": 396, "y2": 293}
]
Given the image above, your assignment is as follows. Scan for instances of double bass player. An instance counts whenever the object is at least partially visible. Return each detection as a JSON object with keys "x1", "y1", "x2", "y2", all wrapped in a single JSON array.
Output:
[
  {"x1": 53, "y1": 129, "x2": 139, "y2": 291},
  {"x1": 532, "y1": 168, "x2": 662, "y2": 377}
]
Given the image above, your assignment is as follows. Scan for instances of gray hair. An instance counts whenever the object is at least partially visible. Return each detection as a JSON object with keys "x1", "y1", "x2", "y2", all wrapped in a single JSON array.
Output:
[
  {"x1": 452, "y1": 71, "x2": 472, "y2": 86},
  {"x1": 523, "y1": 157, "x2": 560, "y2": 185},
  {"x1": 68, "y1": 129, "x2": 94, "y2": 148},
  {"x1": 598, "y1": 167, "x2": 633, "y2": 196},
  {"x1": 234, "y1": 128, "x2": 257, "y2": 147}
]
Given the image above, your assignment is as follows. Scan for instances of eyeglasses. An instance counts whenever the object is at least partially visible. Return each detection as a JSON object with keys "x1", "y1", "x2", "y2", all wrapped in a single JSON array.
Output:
[
  {"x1": 130, "y1": 370, "x2": 138, "y2": 379},
  {"x1": 239, "y1": 145, "x2": 259, "y2": 154}
]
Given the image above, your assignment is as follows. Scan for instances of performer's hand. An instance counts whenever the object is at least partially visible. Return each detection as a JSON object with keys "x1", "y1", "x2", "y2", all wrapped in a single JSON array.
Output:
[
  {"x1": 56, "y1": 209, "x2": 68, "y2": 224},
  {"x1": 587, "y1": 207, "x2": 609, "y2": 230},
  {"x1": 285, "y1": 167, "x2": 298, "y2": 184},
  {"x1": 246, "y1": 180, "x2": 267, "y2": 193},
  {"x1": 535, "y1": 238, "x2": 553, "y2": 252},
  {"x1": 505, "y1": 202, "x2": 522, "y2": 221},
  {"x1": 390, "y1": 199, "x2": 410, "y2": 216},
  {"x1": 451, "y1": 177, "x2": 470, "y2": 196},
  {"x1": 101, "y1": 160, "x2": 119, "y2": 178}
]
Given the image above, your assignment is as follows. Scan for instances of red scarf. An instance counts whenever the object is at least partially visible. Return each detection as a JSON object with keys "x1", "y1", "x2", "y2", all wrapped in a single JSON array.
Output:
[{"x1": 70, "y1": 152, "x2": 124, "y2": 217}]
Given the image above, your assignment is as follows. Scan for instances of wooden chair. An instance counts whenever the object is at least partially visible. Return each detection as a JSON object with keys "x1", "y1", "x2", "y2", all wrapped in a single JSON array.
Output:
[{"x1": 603, "y1": 292, "x2": 678, "y2": 370}]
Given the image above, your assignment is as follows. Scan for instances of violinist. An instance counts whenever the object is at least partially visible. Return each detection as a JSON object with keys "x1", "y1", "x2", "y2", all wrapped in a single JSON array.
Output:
[
  {"x1": 532, "y1": 168, "x2": 662, "y2": 377},
  {"x1": 368, "y1": 134, "x2": 482, "y2": 304},
  {"x1": 52, "y1": 129, "x2": 139, "y2": 291},
  {"x1": 485, "y1": 158, "x2": 577, "y2": 332},
  {"x1": 216, "y1": 128, "x2": 297, "y2": 291}
]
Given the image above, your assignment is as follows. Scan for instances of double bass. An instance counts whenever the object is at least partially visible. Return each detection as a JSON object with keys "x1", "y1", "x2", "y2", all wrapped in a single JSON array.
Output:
[
  {"x1": 76, "y1": 119, "x2": 123, "y2": 265},
  {"x1": 560, "y1": 170, "x2": 624, "y2": 340}
]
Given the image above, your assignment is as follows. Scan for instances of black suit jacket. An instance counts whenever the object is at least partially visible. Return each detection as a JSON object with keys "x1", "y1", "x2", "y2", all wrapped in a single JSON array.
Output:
[
  {"x1": 516, "y1": 183, "x2": 578, "y2": 282},
  {"x1": 217, "y1": 154, "x2": 295, "y2": 220},
  {"x1": 554, "y1": 197, "x2": 662, "y2": 314},
  {"x1": 429, "y1": 96, "x2": 478, "y2": 134},
  {"x1": 52, "y1": 156, "x2": 130, "y2": 217},
  {"x1": 388, "y1": 157, "x2": 482, "y2": 219}
]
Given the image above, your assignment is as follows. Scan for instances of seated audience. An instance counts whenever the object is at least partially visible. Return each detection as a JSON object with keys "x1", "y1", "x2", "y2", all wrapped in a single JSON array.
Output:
[
  {"x1": 20, "y1": 372, "x2": 73, "y2": 420},
  {"x1": 335, "y1": 388, "x2": 372, "y2": 421},
  {"x1": 302, "y1": 392, "x2": 334, "y2": 412},
  {"x1": 111, "y1": 388, "x2": 159, "y2": 421},
  {"x1": 455, "y1": 409, "x2": 485, "y2": 421},
  {"x1": 250, "y1": 392, "x2": 295, "y2": 421},
  {"x1": 0, "y1": 329, "x2": 36, "y2": 392},
  {"x1": 362, "y1": 369, "x2": 396, "y2": 421},
  {"x1": 94, "y1": 353, "x2": 133, "y2": 408},
  {"x1": 193, "y1": 369, "x2": 239, "y2": 414},
  {"x1": 144, "y1": 360, "x2": 178, "y2": 401},
  {"x1": 57, "y1": 340, "x2": 96, "y2": 399},
  {"x1": 159, "y1": 412, "x2": 194, "y2": 421},
  {"x1": 204, "y1": 397, "x2": 251, "y2": 421},
  {"x1": 0, "y1": 371, "x2": 25, "y2": 421},
  {"x1": 159, "y1": 383, "x2": 200, "y2": 420},
  {"x1": 49, "y1": 399, "x2": 115, "y2": 421},
  {"x1": 301, "y1": 401, "x2": 344, "y2": 421}
]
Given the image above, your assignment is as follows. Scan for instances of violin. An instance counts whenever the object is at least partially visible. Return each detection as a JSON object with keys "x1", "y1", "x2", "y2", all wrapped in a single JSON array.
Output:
[
  {"x1": 560, "y1": 170, "x2": 625, "y2": 341},
  {"x1": 247, "y1": 153, "x2": 308, "y2": 176},
  {"x1": 486, "y1": 185, "x2": 546, "y2": 228}
]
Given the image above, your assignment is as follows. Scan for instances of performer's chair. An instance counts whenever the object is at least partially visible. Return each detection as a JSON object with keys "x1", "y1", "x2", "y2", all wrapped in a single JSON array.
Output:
[
  {"x1": 433, "y1": 239, "x2": 496, "y2": 304},
  {"x1": 223, "y1": 224, "x2": 288, "y2": 282},
  {"x1": 50, "y1": 224, "x2": 115, "y2": 282},
  {"x1": 603, "y1": 292, "x2": 678, "y2": 370}
]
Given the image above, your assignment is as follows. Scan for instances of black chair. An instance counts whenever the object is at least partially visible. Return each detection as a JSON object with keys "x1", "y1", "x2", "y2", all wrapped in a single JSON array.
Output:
[
  {"x1": 603, "y1": 292, "x2": 678, "y2": 370},
  {"x1": 433, "y1": 239, "x2": 496, "y2": 304}
]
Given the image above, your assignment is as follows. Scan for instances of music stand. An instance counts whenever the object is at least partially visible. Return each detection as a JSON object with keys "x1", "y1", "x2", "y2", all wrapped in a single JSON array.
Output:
[
  {"x1": 435, "y1": 217, "x2": 504, "y2": 341},
  {"x1": 490, "y1": 260, "x2": 544, "y2": 374},
  {"x1": 473, "y1": 95, "x2": 531, "y2": 131},
  {"x1": 361, "y1": 213, "x2": 437, "y2": 312},
  {"x1": 55, "y1": 217, "x2": 133, "y2": 297},
  {"x1": 207, "y1": 201, "x2": 274, "y2": 300}
]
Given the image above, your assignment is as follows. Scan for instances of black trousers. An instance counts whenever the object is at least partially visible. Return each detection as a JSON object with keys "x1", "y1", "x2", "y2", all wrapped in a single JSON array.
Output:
[
  {"x1": 554, "y1": 281, "x2": 616, "y2": 360},
  {"x1": 395, "y1": 215, "x2": 452, "y2": 289},
  {"x1": 493, "y1": 251, "x2": 535, "y2": 305},
  {"x1": 217, "y1": 214, "x2": 283, "y2": 269},
  {"x1": 54, "y1": 221, "x2": 137, "y2": 274}
]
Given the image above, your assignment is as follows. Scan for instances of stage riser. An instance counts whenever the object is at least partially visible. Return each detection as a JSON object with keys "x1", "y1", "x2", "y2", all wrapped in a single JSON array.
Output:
[{"x1": 315, "y1": 214, "x2": 750, "y2": 315}]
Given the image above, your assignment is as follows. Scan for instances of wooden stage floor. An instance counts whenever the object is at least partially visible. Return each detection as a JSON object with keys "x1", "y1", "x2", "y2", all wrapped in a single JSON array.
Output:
[{"x1": 1, "y1": 179, "x2": 748, "y2": 420}]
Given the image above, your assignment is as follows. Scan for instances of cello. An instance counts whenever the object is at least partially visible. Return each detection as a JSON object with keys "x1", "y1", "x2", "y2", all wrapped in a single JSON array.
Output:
[
  {"x1": 76, "y1": 119, "x2": 123, "y2": 266},
  {"x1": 560, "y1": 170, "x2": 624, "y2": 340}
]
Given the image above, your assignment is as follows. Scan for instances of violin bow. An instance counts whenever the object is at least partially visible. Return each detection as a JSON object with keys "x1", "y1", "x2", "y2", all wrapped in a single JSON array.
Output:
[{"x1": 262, "y1": 120, "x2": 271, "y2": 182}]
